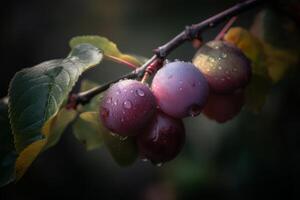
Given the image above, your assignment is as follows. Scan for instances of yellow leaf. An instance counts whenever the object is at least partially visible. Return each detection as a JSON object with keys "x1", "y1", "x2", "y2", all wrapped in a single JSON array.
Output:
[
  {"x1": 224, "y1": 27, "x2": 268, "y2": 78},
  {"x1": 70, "y1": 36, "x2": 142, "y2": 67},
  {"x1": 263, "y1": 43, "x2": 299, "y2": 82},
  {"x1": 15, "y1": 140, "x2": 46, "y2": 180},
  {"x1": 15, "y1": 108, "x2": 76, "y2": 180}
]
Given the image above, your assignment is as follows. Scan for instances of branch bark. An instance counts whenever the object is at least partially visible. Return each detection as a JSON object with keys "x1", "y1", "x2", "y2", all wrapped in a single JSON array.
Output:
[{"x1": 69, "y1": 0, "x2": 264, "y2": 108}]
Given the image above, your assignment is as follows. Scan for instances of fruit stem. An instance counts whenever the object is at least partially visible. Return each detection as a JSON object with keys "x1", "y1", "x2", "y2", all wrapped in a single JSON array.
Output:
[
  {"x1": 215, "y1": 16, "x2": 238, "y2": 41},
  {"x1": 68, "y1": 0, "x2": 264, "y2": 108}
]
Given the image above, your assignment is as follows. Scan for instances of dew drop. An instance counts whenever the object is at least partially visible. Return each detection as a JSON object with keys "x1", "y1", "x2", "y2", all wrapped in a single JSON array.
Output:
[
  {"x1": 136, "y1": 88, "x2": 145, "y2": 97},
  {"x1": 110, "y1": 132, "x2": 118, "y2": 137},
  {"x1": 116, "y1": 90, "x2": 121, "y2": 95},
  {"x1": 221, "y1": 53, "x2": 227, "y2": 58},
  {"x1": 233, "y1": 68, "x2": 238, "y2": 72},
  {"x1": 113, "y1": 100, "x2": 118, "y2": 106},
  {"x1": 106, "y1": 98, "x2": 112, "y2": 104},
  {"x1": 123, "y1": 100, "x2": 132, "y2": 109},
  {"x1": 218, "y1": 66, "x2": 222, "y2": 70},
  {"x1": 121, "y1": 118, "x2": 124, "y2": 123},
  {"x1": 179, "y1": 87, "x2": 183, "y2": 91},
  {"x1": 142, "y1": 158, "x2": 148, "y2": 162},
  {"x1": 189, "y1": 104, "x2": 202, "y2": 117},
  {"x1": 119, "y1": 136, "x2": 128, "y2": 141},
  {"x1": 156, "y1": 163, "x2": 163, "y2": 167}
]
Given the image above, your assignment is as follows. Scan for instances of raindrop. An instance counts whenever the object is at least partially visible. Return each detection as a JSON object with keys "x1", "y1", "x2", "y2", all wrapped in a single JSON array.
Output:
[
  {"x1": 221, "y1": 53, "x2": 227, "y2": 58},
  {"x1": 136, "y1": 88, "x2": 145, "y2": 97},
  {"x1": 218, "y1": 66, "x2": 222, "y2": 70},
  {"x1": 106, "y1": 98, "x2": 112, "y2": 104},
  {"x1": 156, "y1": 163, "x2": 163, "y2": 167},
  {"x1": 188, "y1": 104, "x2": 202, "y2": 117},
  {"x1": 142, "y1": 158, "x2": 148, "y2": 162},
  {"x1": 113, "y1": 100, "x2": 118, "y2": 106},
  {"x1": 123, "y1": 100, "x2": 132, "y2": 109},
  {"x1": 119, "y1": 136, "x2": 128, "y2": 141}
]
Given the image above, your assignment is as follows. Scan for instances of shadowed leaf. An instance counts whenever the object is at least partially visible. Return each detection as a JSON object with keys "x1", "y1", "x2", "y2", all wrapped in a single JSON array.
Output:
[
  {"x1": 73, "y1": 112, "x2": 107, "y2": 151},
  {"x1": 8, "y1": 44, "x2": 102, "y2": 180},
  {"x1": 251, "y1": 9, "x2": 300, "y2": 82},
  {"x1": 0, "y1": 97, "x2": 17, "y2": 187},
  {"x1": 103, "y1": 132, "x2": 138, "y2": 167}
]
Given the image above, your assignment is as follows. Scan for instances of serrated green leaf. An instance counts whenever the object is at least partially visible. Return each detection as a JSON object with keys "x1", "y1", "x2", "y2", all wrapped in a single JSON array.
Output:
[
  {"x1": 0, "y1": 97, "x2": 17, "y2": 187},
  {"x1": 8, "y1": 44, "x2": 102, "y2": 180},
  {"x1": 73, "y1": 112, "x2": 106, "y2": 151},
  {"x1": 103, "y1": 132, "x2": 138, "y2": 167},
  {"x1": 70, "y1": 35, "x2": 142, "y2": 67}
]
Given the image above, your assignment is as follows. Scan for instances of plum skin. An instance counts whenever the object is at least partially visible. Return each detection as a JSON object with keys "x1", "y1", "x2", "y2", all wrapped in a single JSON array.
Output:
[
  {"x1": 151, "y1": 61, "x2": 209, "y2": 118},
  {"x1": 203, "y1": 90, "x2": 245, "y2": 123},
  {"x1": 137, "y1": 111, "x2": 185, "y2": 164},
  {"x1": 99, "y1": 80, "x2": 156, "y2": 136},
  {"x1": 193, "y1": 40, "x2": 251, "y2": 94}
]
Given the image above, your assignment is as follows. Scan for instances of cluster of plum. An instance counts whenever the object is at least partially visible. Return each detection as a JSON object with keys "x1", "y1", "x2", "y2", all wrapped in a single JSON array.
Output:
[{"x1": 99, "y1": 40, "x2": 251, "y2": 164}]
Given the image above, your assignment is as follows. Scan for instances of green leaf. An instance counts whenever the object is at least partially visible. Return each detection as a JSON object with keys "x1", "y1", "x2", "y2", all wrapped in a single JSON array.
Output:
[
  {"x1": 8, "y1": 44, "x2": 102, "y2": 180},
  {"x1": 73, "y1": 112, "x2": 107, "y2": 151},
  {"x1": 0, "y1": 97, "x2": 17, "y2": 187},
  {"x1": 70, "y1": 35, "x2": 142, "y2": 67},
  {"x1": 251, "y1": 9, "x2": 300, "y2": 82},
  {"x1": 244, "y1": 75, "x2": 272, "y2": 113},
  {"x1": 103, "y1": 132, "x2": 138, "y2": 167}
]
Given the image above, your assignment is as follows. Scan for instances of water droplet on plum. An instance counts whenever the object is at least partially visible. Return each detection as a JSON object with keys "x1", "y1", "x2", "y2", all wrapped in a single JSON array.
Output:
[{"x1": 123, "y1": 100, "x2": 132, "y2": 109}]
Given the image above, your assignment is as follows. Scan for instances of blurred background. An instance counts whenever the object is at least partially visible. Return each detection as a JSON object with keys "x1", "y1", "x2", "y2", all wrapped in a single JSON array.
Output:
[{"x1": 0, "y1": 0, "x2": 299, "y2": 199}]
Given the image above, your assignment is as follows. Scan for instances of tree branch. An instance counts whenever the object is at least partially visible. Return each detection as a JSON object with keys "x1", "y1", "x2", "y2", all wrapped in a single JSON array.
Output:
[{"x1": 68, "y1": 0, "x2": 264, "y2": 108}]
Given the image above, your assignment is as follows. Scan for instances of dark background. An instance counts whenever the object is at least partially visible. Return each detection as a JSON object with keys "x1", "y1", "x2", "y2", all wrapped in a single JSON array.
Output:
[{"x1": 0, "y1": 0, "x2": 299, "y2": 199}]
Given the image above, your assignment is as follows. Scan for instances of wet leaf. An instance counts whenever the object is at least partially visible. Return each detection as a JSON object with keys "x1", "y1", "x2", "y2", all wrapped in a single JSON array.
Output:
[
  {"x1": 8, "y1": 44, "x2": 102, "y2": 180},
  {"x1": 70, "y1": 35, "x2": 143, "y2": 67}
]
